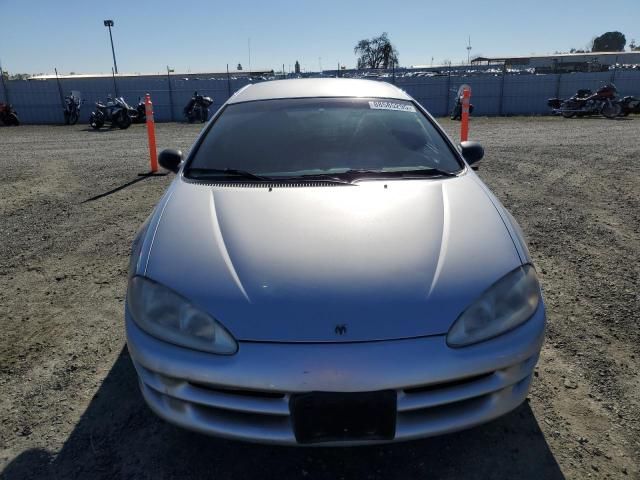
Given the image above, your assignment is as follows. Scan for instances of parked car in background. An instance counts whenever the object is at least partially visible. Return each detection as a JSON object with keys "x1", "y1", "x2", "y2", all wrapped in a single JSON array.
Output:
[{"x1": 126, "y1": 79, "x2": 546, "y2": 445}]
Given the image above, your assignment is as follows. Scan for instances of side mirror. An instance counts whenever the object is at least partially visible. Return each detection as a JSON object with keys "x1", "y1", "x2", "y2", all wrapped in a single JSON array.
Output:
[
  {"x1": 158, "y1": 149, "x2": 183, "y2": 173},
  {"x1": 459, "y1": 141, "x2": 484, "y2": 166}
]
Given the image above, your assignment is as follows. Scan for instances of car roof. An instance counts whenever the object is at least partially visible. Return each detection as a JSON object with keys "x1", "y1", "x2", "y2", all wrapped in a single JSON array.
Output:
[{"x1": 227, "y1": 78, "x2": 412, "y2": 104}]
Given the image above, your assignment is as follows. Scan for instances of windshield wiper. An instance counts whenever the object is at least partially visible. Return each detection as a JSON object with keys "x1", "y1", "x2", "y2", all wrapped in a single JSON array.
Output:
[
  {"x1": 394, "y1": 167, "x2": 458, "y2": 178},
  {"x1": 341, "y1": 168, "x2": 457, "y2": 180},
  {"x1": 284, "y1": 173, "x2": 354, "y2": 185},
  {"x1": 187, "y1": 168, "x2": 272, "y2": 181}
]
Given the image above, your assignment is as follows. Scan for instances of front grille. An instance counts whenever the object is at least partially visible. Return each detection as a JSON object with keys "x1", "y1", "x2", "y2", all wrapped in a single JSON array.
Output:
[
  {"x1": 188, "y1": 382, "x2": 286, "y2": 399},
  {"x1": 403, "y1": 372, "x2": 494, "y2": 394},
  {"x1": 397, "y1": 355, "x2": 538, "y2": 412},
  {"x1": 135, "y1": 354, "x2": 537, "y2": 443}
]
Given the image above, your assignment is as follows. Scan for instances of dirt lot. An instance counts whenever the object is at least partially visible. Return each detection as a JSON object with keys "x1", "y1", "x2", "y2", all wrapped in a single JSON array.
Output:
[{"x1": 0, "y1": 117, "x2": 638, "y2": 479}]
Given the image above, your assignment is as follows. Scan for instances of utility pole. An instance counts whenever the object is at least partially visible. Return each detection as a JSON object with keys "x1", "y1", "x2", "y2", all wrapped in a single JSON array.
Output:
[
  {"x1": 111, "y1": 67, "x2": 119, "y2": 97},
  {"x1": 54, "y1": 68, "x2": 65, "y2": 110},
  {"x1": 248, "y1": 38, "x2": 251, "y2": 75},
  {"x1": 466, "y1": 36, "x2": 472, "y2": 65},
  {"x1": 167, "y1": 66, "x2": 175, "y2": 121},
  {"x1": 0, "y1": 59, "x2": 10, "y2": 104},
  {"x1": 103, "y1": 20, "x2": 118, "y2": 74}
]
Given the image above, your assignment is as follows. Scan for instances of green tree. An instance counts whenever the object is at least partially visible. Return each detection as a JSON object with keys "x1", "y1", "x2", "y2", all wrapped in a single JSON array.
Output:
[
  {"x1": 354, "y1": 32, "x2": 399, "y2": 69},
  {"x1": 591, "y1": 31, "x2": 626, "y2": 52}
]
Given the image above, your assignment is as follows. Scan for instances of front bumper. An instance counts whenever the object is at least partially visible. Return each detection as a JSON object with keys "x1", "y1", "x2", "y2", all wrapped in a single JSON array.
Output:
[{"x1": 126, "y1": 306, "x2": 546, "y2": 445}]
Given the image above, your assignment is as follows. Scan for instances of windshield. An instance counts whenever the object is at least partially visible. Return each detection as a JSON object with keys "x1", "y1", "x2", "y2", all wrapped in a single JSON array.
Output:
[{"x1": 186, "y1": 97, "x2": 462, "y2": 179}]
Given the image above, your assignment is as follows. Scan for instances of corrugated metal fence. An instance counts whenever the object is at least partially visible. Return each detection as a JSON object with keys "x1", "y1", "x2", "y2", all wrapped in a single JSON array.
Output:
[
  {"x1": 399, "y1": 70, "x2": 640, "y2": 116},
  {"x1": 0, "y1": 75, "x2": 251, "y2": 124},
  {"x1": 1, "y1": 70, "x2": 639, "y2": 124}
]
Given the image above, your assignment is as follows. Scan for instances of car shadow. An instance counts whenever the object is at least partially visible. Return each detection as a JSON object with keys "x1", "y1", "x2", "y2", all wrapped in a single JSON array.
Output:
[{"x1": 1, "y1": 348, "x2": 565, "y2": 480}]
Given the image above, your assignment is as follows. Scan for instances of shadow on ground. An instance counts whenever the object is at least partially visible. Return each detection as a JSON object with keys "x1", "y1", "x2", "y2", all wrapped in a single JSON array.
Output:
[
  {"x1": 81, "y1": 173, "x2": 168, "y2": 203},
  {"x1": 2, "y1": 348, "x2": 564, "y2": 480}
]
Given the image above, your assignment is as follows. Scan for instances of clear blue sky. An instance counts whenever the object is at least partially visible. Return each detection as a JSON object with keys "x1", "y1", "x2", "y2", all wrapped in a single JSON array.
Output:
[{"x1": 1, "y1": 0, "x2": 638, "y2": 74}]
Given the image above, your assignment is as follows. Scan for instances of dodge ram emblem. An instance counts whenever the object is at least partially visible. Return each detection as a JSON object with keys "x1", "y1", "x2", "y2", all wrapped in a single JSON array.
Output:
[{"x1": 334, "y1": 324, "x2": 347, "y2": 335}]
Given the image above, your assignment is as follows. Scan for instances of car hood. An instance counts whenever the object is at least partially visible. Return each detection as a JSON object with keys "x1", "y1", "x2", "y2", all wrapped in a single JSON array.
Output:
[{"x1": 145, "y1": 175, "x2": 522, "y2": 342}]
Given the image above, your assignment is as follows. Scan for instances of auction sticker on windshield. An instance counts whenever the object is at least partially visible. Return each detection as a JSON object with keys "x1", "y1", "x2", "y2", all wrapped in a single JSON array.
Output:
[{"x1": 368, "y1": 101, "x2": 416, "y2": 112}]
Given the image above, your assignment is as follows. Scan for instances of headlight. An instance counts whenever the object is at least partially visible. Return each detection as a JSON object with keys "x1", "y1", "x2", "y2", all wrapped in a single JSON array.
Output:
[
  {"x1": 447, "y1": 265, "x2": 541, "y2": 347},
  {"x1": 128, "y1": 216, "x2": 151, "y2": 278},
  {"x1": 127, "y1": 276, "x2": 238, "y2": 354}
]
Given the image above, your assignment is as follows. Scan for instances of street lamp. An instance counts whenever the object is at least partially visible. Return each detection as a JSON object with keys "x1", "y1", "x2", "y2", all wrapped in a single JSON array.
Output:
[{"x1": 103, "y1": 19, "x2": 118, "y2": 74}]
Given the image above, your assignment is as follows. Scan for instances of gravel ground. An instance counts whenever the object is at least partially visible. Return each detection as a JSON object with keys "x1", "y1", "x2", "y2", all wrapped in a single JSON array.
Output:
[{"x1": 0, "y1": 117, "x2": 638, "y2": 480}]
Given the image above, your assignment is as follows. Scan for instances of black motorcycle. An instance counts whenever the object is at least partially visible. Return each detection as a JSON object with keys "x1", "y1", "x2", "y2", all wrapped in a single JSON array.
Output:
[
  {"x1": 184, "y1": 91, "x2": 213, "y2": 123},
  {"x1": 547, "y1": 84, "x2": 621, "y2": 119},
  {"x1": 616, "y1": 95, "x2": 640, "y2": 116},
  {"x1": 0, "y1": 102, "x2": 19, "y2": 126},
  {"x1": 131, "y1": 97, "x2": 146, "y2": 123},
  {"x1": 63, "y1": 92, "x2": 82, "y2": 125},
  {"x1": 450, "y1": 88, "x2": 474, "y2": 120},
  {"x1": 89, "y1": 96, "x2": 133, "y2": 130}
]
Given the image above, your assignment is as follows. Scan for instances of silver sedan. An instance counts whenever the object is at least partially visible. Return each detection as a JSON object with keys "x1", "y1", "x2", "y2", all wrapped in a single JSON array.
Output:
[{"x1": 126, "y1": 78, "x2": 546, "y2": 445}]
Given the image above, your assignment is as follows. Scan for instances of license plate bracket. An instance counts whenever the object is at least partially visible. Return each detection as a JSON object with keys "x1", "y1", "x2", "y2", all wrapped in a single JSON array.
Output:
[{"x1": 290, "y1": 391, "x2": 396, "y2": 444}]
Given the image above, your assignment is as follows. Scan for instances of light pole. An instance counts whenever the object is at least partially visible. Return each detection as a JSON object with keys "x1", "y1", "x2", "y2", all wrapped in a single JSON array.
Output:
[{"x1": 103, "y1": 20, "x2": 118, "y2": 74}]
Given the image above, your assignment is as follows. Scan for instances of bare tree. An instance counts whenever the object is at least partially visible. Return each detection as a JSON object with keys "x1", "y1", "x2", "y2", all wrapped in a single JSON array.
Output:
[{"x1": 354, "y1": 33, "x2": 399, "y2": 69}]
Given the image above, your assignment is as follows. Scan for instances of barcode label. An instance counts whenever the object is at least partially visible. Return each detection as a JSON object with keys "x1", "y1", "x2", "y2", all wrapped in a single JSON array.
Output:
[{"x1": 368, "y1": 101, "x2": 416, "y2": 112}]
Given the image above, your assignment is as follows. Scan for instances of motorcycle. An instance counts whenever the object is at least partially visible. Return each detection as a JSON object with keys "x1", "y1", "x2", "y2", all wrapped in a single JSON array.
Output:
[
  {"x1": 547, "y1": 83, "x2": 621, "y2": 119},
  {"x1": 450, "y1": 87, "x2": 474, "y2": 120},
  {"x1": 184, "y1": 91, "x2": 213, "y2": 123},
  {"x1": 616, "y1": 95, "x2": 640, "y2": 116},
  {"x1": 131, "y1": 97, "x2": 146, "y2": 123},
  {"x1": 63, "y1": 91, "x2": 82, "y2": 125},
  {"x1": 89, "y1": 96, "x2": 133, "y2": 130},
  {"x1": 0, "y1": 102, "x2": 19, "y2": 126}
]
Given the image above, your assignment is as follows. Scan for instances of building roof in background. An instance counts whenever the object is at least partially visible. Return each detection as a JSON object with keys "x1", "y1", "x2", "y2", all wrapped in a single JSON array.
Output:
[{"x1": 472, "y1": 51, "x2": 640, "y2": 64}]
